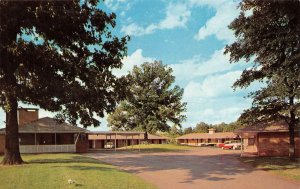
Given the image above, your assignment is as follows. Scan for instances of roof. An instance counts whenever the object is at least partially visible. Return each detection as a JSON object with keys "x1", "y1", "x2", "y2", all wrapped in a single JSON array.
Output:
[
  {"x1": 18, "y1": 117, "x2": 87, "y2": 133},
  {"x1": 88, "y1": 131, "x2": 145, "y2": 135},
  {"x1": 88, "y1": 132, "x2": 168, "y2": 140},
  {"x1": 176, "y1": 132, "x2": 238, "y2": 140},
  {"x1": 234, "y1": 121, "x2": 295, "y2": 133}
]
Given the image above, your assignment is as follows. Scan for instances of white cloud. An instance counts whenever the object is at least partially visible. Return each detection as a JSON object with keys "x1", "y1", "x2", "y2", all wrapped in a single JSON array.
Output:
[
  {"x1": 121, "y1": 2, "x2": 191, "y2": 36},
  {"x1": 121, "y1": 0, "x2": 240, "y2": 41},
  {"x1": 170, "y1": 49, "x2": 236, "y2": 82},
  {"x1": 121, "y1": 23, "x2": 157, "y2": 37},
  {"x1": 183, "y1": 70, "x2": 242, "y2": 99},
  {"x1": 105, "y1": 0, "x2": 131, "y2": 11},
  {"x1": 192, "y1": 0, "x2": 240, "y2": 42},
  {"x1": 113, "y1": 49, "x2": 154, "y2": 77},
  {"x1": 158, "y1": 3, "x2": 191, "y2": 29}
]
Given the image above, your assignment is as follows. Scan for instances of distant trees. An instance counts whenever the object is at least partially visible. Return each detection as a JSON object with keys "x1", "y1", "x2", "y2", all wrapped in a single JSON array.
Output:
[
  {"x1": 183, "y1": 127, "x2": 193, "y2": 135},
  {"x1": 225, "y1": 0, "x2": 300, "y2": 160},
  {"x1": 193, "y1": 122, "x2": 210, "y2": 133},
  {"x1": 107, "y1": 61, "x2": 187, "y2": 133},
  {"x1": 181, "y1": 121, "x2": 243, "y2": 135}
]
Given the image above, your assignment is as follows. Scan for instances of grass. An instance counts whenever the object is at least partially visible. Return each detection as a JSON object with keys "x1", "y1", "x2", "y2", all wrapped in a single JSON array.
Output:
[
  {"x1": 240, "y1": 157, "x2": 300, "y2": 182},
  {"x1": 120, "y1": 143, "x2": 195, "y2": 152},
  {"x1": 0, "y1": 153, "x2": 157, "y2": 189}
]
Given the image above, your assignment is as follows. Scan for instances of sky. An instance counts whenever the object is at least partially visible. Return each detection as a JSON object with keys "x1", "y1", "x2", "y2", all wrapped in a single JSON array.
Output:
[{"x1": 0, "y1": 0, "x2": 259, "y2": 131}]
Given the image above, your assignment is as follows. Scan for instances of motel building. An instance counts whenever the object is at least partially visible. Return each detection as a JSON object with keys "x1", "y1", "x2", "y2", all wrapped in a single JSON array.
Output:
[
  {"x1": 88, "y1": 132, "x2": 168, "y2": 151},
  {"x1": 0, "y1": 108, "x2": 89, "y2": 154},
  {"x1": 235, "y1": 121, "x2": 300, "y2": 157},
  {"x1": 176, "y1": 128, "x2": 239, "y2": 146},
  {"x1": 0, "y1": 108, "x2": 168, "y2": 154}
]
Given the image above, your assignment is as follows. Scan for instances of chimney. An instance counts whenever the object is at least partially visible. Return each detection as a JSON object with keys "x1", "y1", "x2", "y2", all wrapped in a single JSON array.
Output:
[
  {"x1": 18, "y1": 108, "x2": 39, "y2": 127},
  {"x1": 208, "y1": 128, "x2": 216, "y2": 134}
]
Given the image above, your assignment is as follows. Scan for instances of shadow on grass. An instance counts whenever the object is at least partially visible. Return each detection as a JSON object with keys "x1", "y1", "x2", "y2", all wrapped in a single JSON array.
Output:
[
  {"x1": 29, "y1": 155, "x2": 101, "y2": 164},
  {"x1": 52, "y1": 165, "x2": 115, "y2": 172},
  {"x1": 240, "y1": 157, "x2": 300, "y2": 171}
]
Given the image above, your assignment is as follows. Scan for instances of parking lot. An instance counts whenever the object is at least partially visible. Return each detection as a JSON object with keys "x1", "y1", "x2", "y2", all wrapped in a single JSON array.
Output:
[{"x1": 86, "y1": 147, "x2": 299, "y2": 189}]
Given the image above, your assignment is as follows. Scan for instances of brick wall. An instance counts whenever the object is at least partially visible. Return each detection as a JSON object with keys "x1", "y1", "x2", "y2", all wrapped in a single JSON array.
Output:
[
  {"x1": 258, "y1": 132, "x2": 300, "y2": 157},
  {"x1": 76, "y1": 139, "x2": 89, "y2": 153},
  {"x1": 18, "y1": 108, "x2": 39, "y2": 127},
  {"x1": 95, "y1": 140, "x2": 104, "y2": 148}
]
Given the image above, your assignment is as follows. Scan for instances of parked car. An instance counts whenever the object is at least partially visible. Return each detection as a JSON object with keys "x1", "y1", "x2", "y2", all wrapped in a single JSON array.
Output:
[
  {"x1": 104, "y1": 142, "x2": 115, "y2": 149},
  {"x1": 217, "y1": 141, "x2": 231, "y2": 148},
  {"x1": 222, "y1": 140, "x2": 241, "y2": 150}
]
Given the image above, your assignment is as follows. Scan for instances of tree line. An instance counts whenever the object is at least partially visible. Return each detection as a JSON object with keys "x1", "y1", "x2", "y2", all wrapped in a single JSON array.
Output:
[{"x1": 173, "y1": 121, "x2": 243, "y2": 135}]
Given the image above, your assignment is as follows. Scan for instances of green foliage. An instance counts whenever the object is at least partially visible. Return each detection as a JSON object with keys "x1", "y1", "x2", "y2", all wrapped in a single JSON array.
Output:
[
  {"x1": 214, "y1": 121, "x2": 244, "y2": 132},
  {"x1": 225, "y1": 0, "x2": 300, "y2": 159},
  {"x1": 0, "y1": 0, "x2": 129, "y2": 127},
  {"x1": 224, "y1": 0, "x2": 300, "y2": 125},
  {"x1": 107, "y1": 61, "x2": 187, "y2": 133},
  {"x1": 194, "y1": 122, "x2": 210, "y2": 133},
  {"x1": 182, "y1": 121, "x2": 243, "y2": 134},
  {"x1": 183, "y1": 127, "x2": 193, "y2": 134}
]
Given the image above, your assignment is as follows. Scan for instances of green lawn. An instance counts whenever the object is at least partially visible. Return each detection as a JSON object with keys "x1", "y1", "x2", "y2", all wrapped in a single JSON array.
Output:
[
  {"x1": 120, "y1": 144, "x2": 195, "y2": 152},
  {"x1": 0, "y1": 154, "x2": 157, "y2": 189},
  {"x1": 240, "y1": 157, "x2": 300, "y2": 182}
]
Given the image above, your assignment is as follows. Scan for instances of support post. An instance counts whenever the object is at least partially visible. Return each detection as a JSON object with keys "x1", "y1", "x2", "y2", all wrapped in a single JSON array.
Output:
[
  {"x1": 105, "y1": 134, "x2": 107, "y2": 149},
  {"x1": 55, "y1": 133, "x2": 57, "y2": 152},
  {"x1": 138, "y1": 134, "x2": 140, "y2": 152},
  {"x1": 131, "y1": 135, "x2": 133, "y2": 150},
  {"x1": 115, "y1": 133, "x2": 117, "y2": 152},
  {"x1": 35, "y1": 132, "x2": 37, "y2": 153}
]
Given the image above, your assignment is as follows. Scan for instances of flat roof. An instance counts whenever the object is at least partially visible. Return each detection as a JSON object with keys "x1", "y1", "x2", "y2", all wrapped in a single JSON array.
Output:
[
  {"x1": 176, "y1": 132, "x2": 238, "y2": 140},
  {"x1": 88, "y1": 131, "x2": 145, "y2": 135}
]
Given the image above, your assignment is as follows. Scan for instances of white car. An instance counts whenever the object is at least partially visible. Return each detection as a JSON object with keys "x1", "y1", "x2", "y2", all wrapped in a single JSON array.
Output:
[
  {"x1": 104, "y1": 142, "x2": 115, "y2": 149},
  {"x1": 222, "y1": 140, "x2": 241, "y2": 150}
]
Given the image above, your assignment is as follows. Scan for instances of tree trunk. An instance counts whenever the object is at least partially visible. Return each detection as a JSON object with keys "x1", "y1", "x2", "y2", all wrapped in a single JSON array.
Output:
[
  {"x1": 1, "y1": 96, "x2": 23, "y2": 165},
  {"x1": 288, "y1": 96, "x2": 296, "y2": 161},
  {"x1": 288, "y1": 110, "x2": 296, "y2": 161}
]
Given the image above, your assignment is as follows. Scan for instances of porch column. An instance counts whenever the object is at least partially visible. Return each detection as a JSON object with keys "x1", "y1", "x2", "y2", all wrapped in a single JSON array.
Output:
[
  {"x1": 55, "y1": 133, "x2": 57, "y2": 152},
  {"x1": 131, "y1": 135, "x2": 133, "y2": 150},
  {"x1": 114, "y1": 133, "x2": 117, "y2": 152},
  {"x1": 35, "y1": 132, "x2": 37, "y2": 153},
  {"x1": 105, "y1": 134, "x2": 107, "y2": 149},
  {"x1": 138, "y1": 134, "x2": 141, "y2": 152}
]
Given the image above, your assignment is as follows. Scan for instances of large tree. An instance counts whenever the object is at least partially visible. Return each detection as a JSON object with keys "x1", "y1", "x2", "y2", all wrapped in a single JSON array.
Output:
[
  {"x1": 225, "y1": 0, "x2": 300, "y2": 160},
  {"x1": 107, "y1": 61, "x2": 186, "y2": 133},
  {"x1": 0, "y1": 0, "x2": 128, "y2": 164}
]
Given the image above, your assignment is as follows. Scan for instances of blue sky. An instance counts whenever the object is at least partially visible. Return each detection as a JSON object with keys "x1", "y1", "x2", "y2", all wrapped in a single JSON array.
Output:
[{"x1": 0, "y1": 0, "x2": 258, "y2": 130}]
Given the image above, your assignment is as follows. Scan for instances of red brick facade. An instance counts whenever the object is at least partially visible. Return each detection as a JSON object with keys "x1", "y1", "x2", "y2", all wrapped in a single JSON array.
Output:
[
  {"x1": 18, "y1": 108, "x2": 39, "y2": 127},
  {"x1": 257, "y1": 132, "x2": 300, "y2": 157}
]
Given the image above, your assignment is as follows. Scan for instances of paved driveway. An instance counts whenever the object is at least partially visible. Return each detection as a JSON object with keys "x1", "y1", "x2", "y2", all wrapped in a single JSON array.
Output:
[{"x1": 86, "y1": 148, "x2": 299, "y2": 189}]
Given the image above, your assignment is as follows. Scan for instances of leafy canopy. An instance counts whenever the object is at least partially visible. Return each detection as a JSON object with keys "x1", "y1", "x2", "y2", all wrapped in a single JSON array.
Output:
[
  {"x1": 224, "y1": 0, "x2": 300, "y2": 124},
  {"x1": 0, "y1": 0, "x2": 128, "y2": 127},
  {"x1": 108, "y1": 61, "x2": 187, "y2": 133}
]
